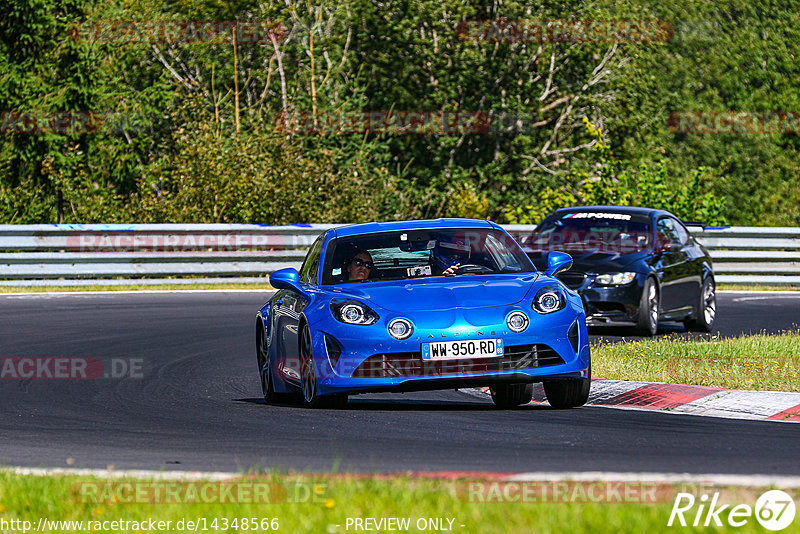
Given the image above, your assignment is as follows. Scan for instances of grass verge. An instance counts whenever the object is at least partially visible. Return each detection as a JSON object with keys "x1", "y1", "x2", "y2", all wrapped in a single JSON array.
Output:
[
  {"x1": 593, "y1": 332, "x2": 800, "y2": 392},
  {"x1": 718, "y1": 283, "x2": 800, "y2": 292},
  {"x1": 0, "y1": 472, "x2": 794, "y2": 534}
]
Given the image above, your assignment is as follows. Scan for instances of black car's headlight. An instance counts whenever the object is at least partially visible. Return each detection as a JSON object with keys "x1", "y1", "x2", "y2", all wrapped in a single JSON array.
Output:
[
  {"x1": 532, "y1": 285, "x2": 566, "y2": 314},
  {"x1": 330, "y1": 299, "x2": 379, "y2": 325},
  {"x1": 594, "y1": 272, "x2": 637, "y2": 285}
]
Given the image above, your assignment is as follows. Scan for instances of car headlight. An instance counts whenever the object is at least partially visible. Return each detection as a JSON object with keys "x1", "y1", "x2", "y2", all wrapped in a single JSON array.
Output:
[
  {"x1": 532, "y1": 285, "x2": 566, "y2": 314},
  {"x1": 506, "y1": 311, "x2": 530, "y2": 332},
  {"x1": 330, "y1": 299, "x2": 379, "y2": 325},
  {"x1": 388, "y1": 318, "x2": 414, "y2": 340},
  {"x1": 594, "y1": 272, "x2": 637, "y2": 286}
]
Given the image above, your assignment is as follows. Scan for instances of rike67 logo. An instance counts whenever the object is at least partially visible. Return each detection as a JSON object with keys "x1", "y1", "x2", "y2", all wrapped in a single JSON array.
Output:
[{"x1": 669, "y1": 490, "x2": 796, "y2": 531}]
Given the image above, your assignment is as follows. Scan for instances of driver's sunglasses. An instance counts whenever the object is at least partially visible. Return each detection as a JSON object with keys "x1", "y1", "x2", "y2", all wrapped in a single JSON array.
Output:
[{"x1": 352, "y1": 258, "x2": 374, "y2": 269}]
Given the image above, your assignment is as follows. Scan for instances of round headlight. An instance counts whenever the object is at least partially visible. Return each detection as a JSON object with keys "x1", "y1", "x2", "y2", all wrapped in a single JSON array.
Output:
[
  {"x1": 506, "y1": 311, "x2": 529, "y2": 333},
  {"x1": 341, "y1": 304, "x2": 364, "y2": 323},
  {"x1": 388, "y1": 318, "x2": 413, "y2": 340},
  {"x1": 330, "y1": 299, "x2": 379, "y2": 325},
  {"x1": 538, "y1": 292, "x2": 559, "y2": 311},
  {"x1": 532, "y1": 285, "x2": 566, "y2": 314}
]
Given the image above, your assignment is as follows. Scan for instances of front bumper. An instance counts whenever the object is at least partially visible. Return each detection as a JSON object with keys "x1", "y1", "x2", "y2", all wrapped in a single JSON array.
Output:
[
  {"x1": 560, "y1": 273, "x2": 645, "y2": 326},
  {"x1": 306, "y1": 303, "x2": 590, "y2": 396}
]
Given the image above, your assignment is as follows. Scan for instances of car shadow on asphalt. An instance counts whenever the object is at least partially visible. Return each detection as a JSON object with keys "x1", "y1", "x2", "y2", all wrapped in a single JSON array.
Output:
[{"x1": 233, "y1": 397, "x2": 553, "y2": 411}]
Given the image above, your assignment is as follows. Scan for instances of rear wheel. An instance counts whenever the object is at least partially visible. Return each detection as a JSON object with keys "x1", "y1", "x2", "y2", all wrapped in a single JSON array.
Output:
[
  {"x1": 543, "y1": 362, "x2": 591, "y2": 409},
  {"x1": 684, "y1": 277, "x2": 716, "y2": 332},
  {"x1": 490, "y1": 383, "x2": 533, "y2": 408},
  {"x1": 637, "y1": 277, "x2": 659, "y2": 336},
  {"x1": 299, "y1": 323, "x2": 347, "y2": 409}
]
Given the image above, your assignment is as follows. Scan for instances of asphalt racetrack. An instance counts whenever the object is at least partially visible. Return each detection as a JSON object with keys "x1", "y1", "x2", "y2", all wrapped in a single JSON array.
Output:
[{"x1": 1, "y1": 291, "x2": 799, "y2": 474}]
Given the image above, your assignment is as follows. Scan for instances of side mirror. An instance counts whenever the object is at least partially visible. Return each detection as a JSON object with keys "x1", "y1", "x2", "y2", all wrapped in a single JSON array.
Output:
[
  {"x1": 545, "y1": 251, "x2": 573, "y2": 276},
  {"x1": 656, "y1": 239, "x2": 681, "y2": 253},
  {"x1": 270, "y1": 267, "x2": 304, "y2": 293}
]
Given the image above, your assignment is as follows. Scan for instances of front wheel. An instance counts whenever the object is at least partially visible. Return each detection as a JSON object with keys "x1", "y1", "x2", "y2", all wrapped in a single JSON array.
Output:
[
  {"x1": 257, "y1": 325, "x2": 276, "y2": 403},
  {"x1": 543, "y1": 362, "x2": 591, "y2": 409},
  {"x1": 299, "y1": 323, "x2": 347, "y2": 409},
  {"x1": 490, "y1": 383, "x2": 533, "y2": 408},
  {"x1": 257, "y1": 323, "x2": 296, "y2": 404},
  {"x1": 637, "y1": 277, "x2": 659, "y2": 336},
  {"x1": 684, "y1": 277, "x2": 716, "y2": 332}
]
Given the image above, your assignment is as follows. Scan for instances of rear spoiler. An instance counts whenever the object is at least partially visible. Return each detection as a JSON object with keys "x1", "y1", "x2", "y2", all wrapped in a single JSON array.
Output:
[{"x1": 683, "y1": 221, "x2": 705, "y2": 232}]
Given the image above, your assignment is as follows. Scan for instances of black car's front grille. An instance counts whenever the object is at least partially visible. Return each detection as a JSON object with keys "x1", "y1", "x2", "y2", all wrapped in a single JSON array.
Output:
[
  {"x1": 557, "y1": 271, "x2": 586, "y2": 289},
  {"x1": 352, "y1": 344, "x2": 565, "y2": 378}
]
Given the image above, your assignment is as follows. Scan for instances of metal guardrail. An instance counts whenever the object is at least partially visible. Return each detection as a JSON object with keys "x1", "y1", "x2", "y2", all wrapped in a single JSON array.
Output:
[{"x1": 0, "y1": 224, "x2": 797, "y2": 286}]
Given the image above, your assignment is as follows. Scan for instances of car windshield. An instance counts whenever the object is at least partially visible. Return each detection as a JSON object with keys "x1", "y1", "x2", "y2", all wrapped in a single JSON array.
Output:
[
  {"x1": 529, "y1": 213, "x2": 651, "y2": 253},
  {"x1": 322, "y1": 228, "x2": 535, "y2": 284}
]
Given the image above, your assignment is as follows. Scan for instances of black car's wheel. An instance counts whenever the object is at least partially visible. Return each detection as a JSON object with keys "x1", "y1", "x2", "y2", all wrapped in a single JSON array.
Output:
[
  {"x1": 490, "y1": 383, "x2": 533, "y2": 408},
  {"x1": 685, "y1": 277, "x2": 716, "y2": 332},
  {"x1": 543, "y1": 362, "x2": 591, "y2": 409},
  {"x1": 299, "y1": 323, "x2": 347, "y2": 409},
  {"x1": 637, "y1": 277, "x2": 659, "y2": 336}
]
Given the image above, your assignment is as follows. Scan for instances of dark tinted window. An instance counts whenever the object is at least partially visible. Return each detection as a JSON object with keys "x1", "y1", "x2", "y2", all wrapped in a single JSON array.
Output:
[
  {"x1": 531, "y1": 212, "x2": 651, "y2": 253},
  {"x1": 657, "y1": 218, "x2": 688, "y2": 247},
  {"x1": 321, "y1": 228, "x2": 534, "y2": 285}
]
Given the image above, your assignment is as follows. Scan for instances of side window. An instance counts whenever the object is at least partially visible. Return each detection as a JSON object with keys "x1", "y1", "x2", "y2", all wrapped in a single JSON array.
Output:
[
  {"x1": 484, "y1": 233, "x2": 516, "y2": 270},
  {"x1": 656, "y1": 218, "x2": 688, "y2": 248},
  {"x1": 670, "y1": 218, "x2": 689, "y2": 245},
  {"x1": 299, "y1": 236, "x2": 324, "y2": 285},
  {"x1": 656, "y1": 218, "x2": 676, "y2": 248}
]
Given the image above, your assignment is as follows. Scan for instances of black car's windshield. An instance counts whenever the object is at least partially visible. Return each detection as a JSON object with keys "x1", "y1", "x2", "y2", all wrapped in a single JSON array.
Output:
[
  {"x1": 530, "y1": 213, "x2": 651, "y2": 253},
  {"x1": 322, "y1": 228, "x2": 535, "y2": 284}
]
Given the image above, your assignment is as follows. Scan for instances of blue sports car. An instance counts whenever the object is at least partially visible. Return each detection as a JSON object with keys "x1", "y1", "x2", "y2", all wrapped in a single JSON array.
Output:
[{"x1": 255, "y1": 219, "x2": 590, "y2": 409}]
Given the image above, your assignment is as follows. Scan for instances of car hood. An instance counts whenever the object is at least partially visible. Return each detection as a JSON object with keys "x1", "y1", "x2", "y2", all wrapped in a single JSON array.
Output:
[
  {"x1": 329, "y1": 274, "x2": 539, "y2": 312},
  {"x1": 527, "y1": 249, "x2": 649, "y2": 273}
]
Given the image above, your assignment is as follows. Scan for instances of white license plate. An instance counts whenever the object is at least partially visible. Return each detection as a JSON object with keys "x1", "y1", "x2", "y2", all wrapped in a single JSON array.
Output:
[{"x1": 421, "y1": 338, "x2": 504, "y2": 360}]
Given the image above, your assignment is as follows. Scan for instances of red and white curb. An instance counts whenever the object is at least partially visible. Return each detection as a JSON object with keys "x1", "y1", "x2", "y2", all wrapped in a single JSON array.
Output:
[{"x1": 476, "y1": 380, "x2": 800, "y2": 422}]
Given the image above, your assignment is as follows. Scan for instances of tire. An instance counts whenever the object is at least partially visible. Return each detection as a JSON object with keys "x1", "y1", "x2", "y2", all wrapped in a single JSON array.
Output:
[
  {"x1": 636, "y1": 277, "x2": 659, "y2": 336},
  {"x1": 256, "y1": 325, "x2": 277, "y2": 403},
  {"x1": 257, "y1": 321, "x2": 299, "y2": 405},
  {"x1": 684, "y1": 277, "x2": 716, "y2": 332},
  {"x1": 490, "y1": 383, "x2": 533, "y2": 408},
  {"x1": 299, "y1": 323, "x2": 347, "y2": 409},
  {"x1": 543, "y1": 361, "x2": 591, "y2": 409}
]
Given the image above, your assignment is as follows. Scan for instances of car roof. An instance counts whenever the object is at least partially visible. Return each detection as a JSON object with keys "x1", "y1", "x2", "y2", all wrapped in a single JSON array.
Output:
[
  {"x1": 332, "y1": 218, "x2": 496, "y2": 238},
  {"x1": 551, "y1": 206, "x2": 676, "y2": 219}
]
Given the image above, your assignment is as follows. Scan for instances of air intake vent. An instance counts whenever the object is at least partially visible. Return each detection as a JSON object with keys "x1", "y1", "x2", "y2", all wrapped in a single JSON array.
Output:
[
  {"x1": 568, "y1": 320, "x2": 579, "y2": 352},
  {"x1": 557, "y1": 272, "x2": 586, "y2": 289},
  {"x1": 325, "y1": 335, "x2": 343, "y2": 368},
  {"x1": 353, "y1": 344, "x2": 565, "y2": 378}
]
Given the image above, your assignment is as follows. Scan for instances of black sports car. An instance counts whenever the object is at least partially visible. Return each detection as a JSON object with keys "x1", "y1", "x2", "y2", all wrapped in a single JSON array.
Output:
[{"x1": 523, "y1": 206, "x2": 716, "y2": 335}]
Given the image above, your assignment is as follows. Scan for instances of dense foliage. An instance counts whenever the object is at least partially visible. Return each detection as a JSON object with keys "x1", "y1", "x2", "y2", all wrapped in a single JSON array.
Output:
[{"x1": 1, "y1": 0, "x2": 797, "y2": 225}]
